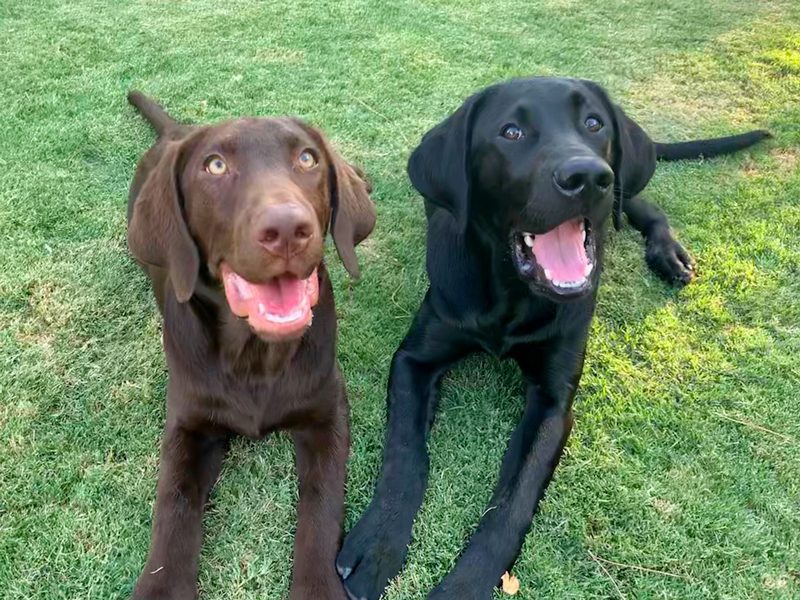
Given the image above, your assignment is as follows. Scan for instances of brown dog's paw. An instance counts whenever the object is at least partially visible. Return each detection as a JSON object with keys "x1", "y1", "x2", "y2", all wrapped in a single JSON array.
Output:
[
  {"x1": 289, "y1": 578, "x2": 349, "y2": 600},
  {"x1": 645, "y1": 229, "x2": 696, "y2": 286},
  {"x1": 129, "y1": 577, "x2": 196, "y2": 600}
]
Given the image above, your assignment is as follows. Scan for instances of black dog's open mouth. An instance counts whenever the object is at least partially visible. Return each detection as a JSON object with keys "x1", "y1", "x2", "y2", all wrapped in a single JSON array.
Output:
[{"x1": 511, "y1": 217, "x2": 596, "y2": 297}]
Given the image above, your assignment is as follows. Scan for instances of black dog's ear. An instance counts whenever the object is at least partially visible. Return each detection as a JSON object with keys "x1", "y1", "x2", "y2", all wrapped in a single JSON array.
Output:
[
  {"x1": 407, "y1": 90, "x2": 487, "y2": 232},
  {"x1": 128, "y1": 138, "x2": 200, "y2": 302},
  {"x1": 580, "y1": 80, "x2": 657, "y2": 230}
]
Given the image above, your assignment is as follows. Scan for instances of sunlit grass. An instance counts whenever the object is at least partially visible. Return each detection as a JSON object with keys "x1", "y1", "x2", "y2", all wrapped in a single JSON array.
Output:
[{"x1": 1, "y1": 1, "x2": 798, "y2": 598}]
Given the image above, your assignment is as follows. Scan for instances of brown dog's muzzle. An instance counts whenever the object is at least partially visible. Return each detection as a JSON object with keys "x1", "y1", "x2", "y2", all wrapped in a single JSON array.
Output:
[
  {"x1": 255, "y1": 203, "x2": 315, "y2": 260},
  {"x1": 220, "y1": 183, "x2": 326, "y2": 341},
  {"x1": 232, "y1": 179, "x2": 326, "y2": 282}
]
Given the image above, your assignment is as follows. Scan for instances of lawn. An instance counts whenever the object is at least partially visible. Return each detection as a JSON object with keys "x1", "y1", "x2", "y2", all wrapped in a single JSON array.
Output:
[{"x1": 1, "y1": 0, "x2": 799, "y2": 598}]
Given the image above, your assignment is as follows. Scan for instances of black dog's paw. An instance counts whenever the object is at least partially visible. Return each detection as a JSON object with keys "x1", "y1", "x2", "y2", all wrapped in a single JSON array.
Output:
[
  {"x1": 427, "y1": 571, "x2": 495, "y2": 600},
  {"x1": 428, "y1": 583, "x2": 485, "y2": 600},
  {"x1": 428, "y1": 564, "x2": 501, "y2": 600},
  {"x1": 337, "y1": 504, "x2": 411, "y2": 600},
  {"x1": 645, "y1": 228, "x2": 696, "y2": 286},
  {"x1": 428, "y1": 587, "x2": 487, "y2": 600}
]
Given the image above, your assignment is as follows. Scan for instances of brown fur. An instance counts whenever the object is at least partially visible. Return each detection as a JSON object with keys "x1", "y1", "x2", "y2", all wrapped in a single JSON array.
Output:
[{"x1": 125, "y1": 91, "x2": 375, "y2": 600}]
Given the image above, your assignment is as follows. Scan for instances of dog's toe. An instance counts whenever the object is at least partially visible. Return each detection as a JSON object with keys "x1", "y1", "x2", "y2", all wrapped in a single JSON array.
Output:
[
  {"x1": 645, "y1": 231, "x2": 696, "y2": 286},
  {"x1": 337, "y1": 507, "x2": 411, "y2": 600}
]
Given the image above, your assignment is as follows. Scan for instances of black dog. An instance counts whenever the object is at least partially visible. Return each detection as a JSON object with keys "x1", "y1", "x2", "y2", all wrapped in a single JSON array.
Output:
[{"x1": 336, "y1": 77, "x2": 769, "y2": 600}]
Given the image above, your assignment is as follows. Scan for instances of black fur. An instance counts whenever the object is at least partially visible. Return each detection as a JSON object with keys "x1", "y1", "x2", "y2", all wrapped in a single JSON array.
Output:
[
  {"x1": 337, "y1": 77, "x2": 769, "y2": 600},
  {"x1": 656, "y1": 130, "x2": 771, "y2": 160}
]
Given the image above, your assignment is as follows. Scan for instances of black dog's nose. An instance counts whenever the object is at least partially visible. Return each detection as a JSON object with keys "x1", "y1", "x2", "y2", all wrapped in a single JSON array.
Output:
[
  {"x1": 553, "y1": 157, "x2": 614, "y2": 198},
  {"x1": 256, "y1": 203, "x2": 314, "y2": 258}
]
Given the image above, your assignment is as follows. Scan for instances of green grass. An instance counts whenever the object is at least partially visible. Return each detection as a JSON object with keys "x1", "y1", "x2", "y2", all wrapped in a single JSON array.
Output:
[{"x1": 1, "y1": 1, "x2": 799, "y2": 598}]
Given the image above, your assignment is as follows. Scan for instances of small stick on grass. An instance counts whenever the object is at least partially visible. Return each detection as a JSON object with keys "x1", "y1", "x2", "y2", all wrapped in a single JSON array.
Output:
[
  {"x1": 715, "y1": 412, "x2": 795, "y2": 443},
  {"x1": 588, "y1": 550, "x2": 627, "y2": 600},
  {"x1": 351, "y1": 96, "x2": 411, "y2": 145},
  {"x1": 588, "y1": 550, "x2": 691, "y2": 580}
]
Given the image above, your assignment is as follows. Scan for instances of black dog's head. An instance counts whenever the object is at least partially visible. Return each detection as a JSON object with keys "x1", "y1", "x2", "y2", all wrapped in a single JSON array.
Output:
[{"x1": 408, "y1": 77, "x2": 657, "y2": 301}]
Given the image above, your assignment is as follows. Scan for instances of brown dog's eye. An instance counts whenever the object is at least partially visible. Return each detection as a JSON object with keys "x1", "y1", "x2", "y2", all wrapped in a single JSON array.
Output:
[
  {"x1": 204, "y1": 155, "x2": 228, "y2": 175},
  {"x1": 584, "y1": 116, "x2": 604, "y2": 133},
  {"x1": 501, "y1": 124, "x2": 524, "y2": 141},
  {"x1": 298, "y1": 149, "x2": 318, "y2": 170}
]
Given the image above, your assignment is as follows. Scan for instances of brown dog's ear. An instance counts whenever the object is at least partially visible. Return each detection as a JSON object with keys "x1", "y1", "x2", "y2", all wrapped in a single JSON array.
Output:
[
  {"x1": 330, "y1": 159, "x2": 376, "y2": 278},
  {"x1": 580, "y1": 80, "x2": 657, "y2": 230},
  {"x1": 302, "y1": 125, "x2": 376, "y2": 278},
  {"x1": 128, "y1": 139, "x2": 200, "y2": 302}
]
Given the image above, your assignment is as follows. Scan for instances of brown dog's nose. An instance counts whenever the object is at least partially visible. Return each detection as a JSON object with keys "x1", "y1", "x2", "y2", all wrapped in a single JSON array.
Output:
[
  {"x1": 256, "y1": 204, "x2": 314, "y2": 258},
  {"x1": 553, "y1": 157, "x2": 614, "y2": 199}
]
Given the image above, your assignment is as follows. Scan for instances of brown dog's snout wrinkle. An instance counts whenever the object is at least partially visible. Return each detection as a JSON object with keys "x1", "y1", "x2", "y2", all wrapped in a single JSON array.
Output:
[
  {"x1": 553, "y1": 156, "x2": 614, "y2": 199},
  {"x1": 255, "y1": 203, "x2": 315, "y2": 259}
]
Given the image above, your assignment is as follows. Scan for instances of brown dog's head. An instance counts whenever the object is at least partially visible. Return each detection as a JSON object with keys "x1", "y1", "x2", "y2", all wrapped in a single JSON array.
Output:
[{"x1": 129, "y1": 118, "x2": 375, "y2": 340}]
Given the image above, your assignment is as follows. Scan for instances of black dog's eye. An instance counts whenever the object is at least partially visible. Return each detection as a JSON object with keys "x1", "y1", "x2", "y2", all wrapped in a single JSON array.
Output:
[
  {"x1": 501, "y1": 124, "x2": 524, "y2": 141},
  {"x1": 584, "y1": 116, "x2": 604, "y2": 133}
]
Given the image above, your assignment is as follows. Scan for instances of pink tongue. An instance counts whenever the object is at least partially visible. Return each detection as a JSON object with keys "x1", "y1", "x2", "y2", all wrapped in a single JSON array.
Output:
[
  {"x1": 253, "y1": 277, "x2": 302, "y2": 315},
  {"x1": 221, "y1": 266, "x2": 319, "y2": 337},
  {"x1": 531, "y1": 220, "x2": 588, "y2": 282}
]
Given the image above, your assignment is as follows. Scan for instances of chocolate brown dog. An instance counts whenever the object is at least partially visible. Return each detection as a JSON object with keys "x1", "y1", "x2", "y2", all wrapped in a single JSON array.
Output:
[{"x1": 125, "y1": 91, "x2": 375, "y2": 600}]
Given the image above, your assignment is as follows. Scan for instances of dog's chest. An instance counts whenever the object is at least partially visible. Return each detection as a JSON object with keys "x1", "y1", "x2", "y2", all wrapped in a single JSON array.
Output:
[
  {"x1": 197, "y1": 368, "x2": 327, "y2": 439},
  {"x1": 171, "y1": 333, "x2": 336, "y2": 439},
  {"x1": 473, "y1": 310, "x2": 559, "y2": 357},
  {"x1": 435, "y1": 285, "x2": 560, "y2": 357},
  {"x1": 217, "y1": 383, "x2": 301, "y2": 438}
]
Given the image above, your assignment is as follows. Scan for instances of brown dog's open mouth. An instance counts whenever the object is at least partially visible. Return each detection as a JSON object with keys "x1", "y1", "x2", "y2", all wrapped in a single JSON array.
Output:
[
  {"x1": 511, "y1": 217, "x2": 596, "y2": 297},
  {"x1": 221, "y1": 264, "x2": 320, "y2": 338}
]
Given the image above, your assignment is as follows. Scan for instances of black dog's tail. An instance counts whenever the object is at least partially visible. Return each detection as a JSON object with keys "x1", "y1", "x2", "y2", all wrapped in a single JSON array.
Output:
[
  {"x1": 655, "y1": 130, "x2": 771, "y2": 161},
  {"x1": 127, "y1": 90, "x2": 177, "y2": 136}
]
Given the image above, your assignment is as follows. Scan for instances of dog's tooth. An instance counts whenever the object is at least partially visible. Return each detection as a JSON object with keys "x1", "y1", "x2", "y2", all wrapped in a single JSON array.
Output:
[
  {"x1": 544, "y1": 269, "x2": 552, "y2": 279},
  {"x1": 257, "y1": 302, "x2": 267, "y2": 316},
  {"x1": 555, "y1": 277, "x2": 586, "y2": 289},
  {"x1": 582, "y1": 229, "x2": 586, "y2": 244},
  {"x1": 584, "y1": 263, "x2": 593, "y2": 277},
  {"x1": 524, "y1": 234, "x2": 535, "y2": 248}
]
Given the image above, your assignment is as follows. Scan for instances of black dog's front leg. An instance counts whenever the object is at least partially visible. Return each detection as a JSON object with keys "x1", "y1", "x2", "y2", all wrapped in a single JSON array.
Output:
[
  {"x1": 624, "y1": 195, "x2": 695, "y2": 284},
  {"x1": 338, "y1": 296, "x2": 472, "y2": 600},
  {"x1": 427, "y1": 339, "x2": 583, "y2": 600}
]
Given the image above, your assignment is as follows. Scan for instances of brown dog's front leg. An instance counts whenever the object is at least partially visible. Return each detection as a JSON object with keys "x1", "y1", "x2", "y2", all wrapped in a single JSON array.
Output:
[
  {"x1": 289, "y1": 401, "x2": 349, "y2": 600},
  {"x1": 131, "y1": 424, "x2": 228, "y2": 600}
]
